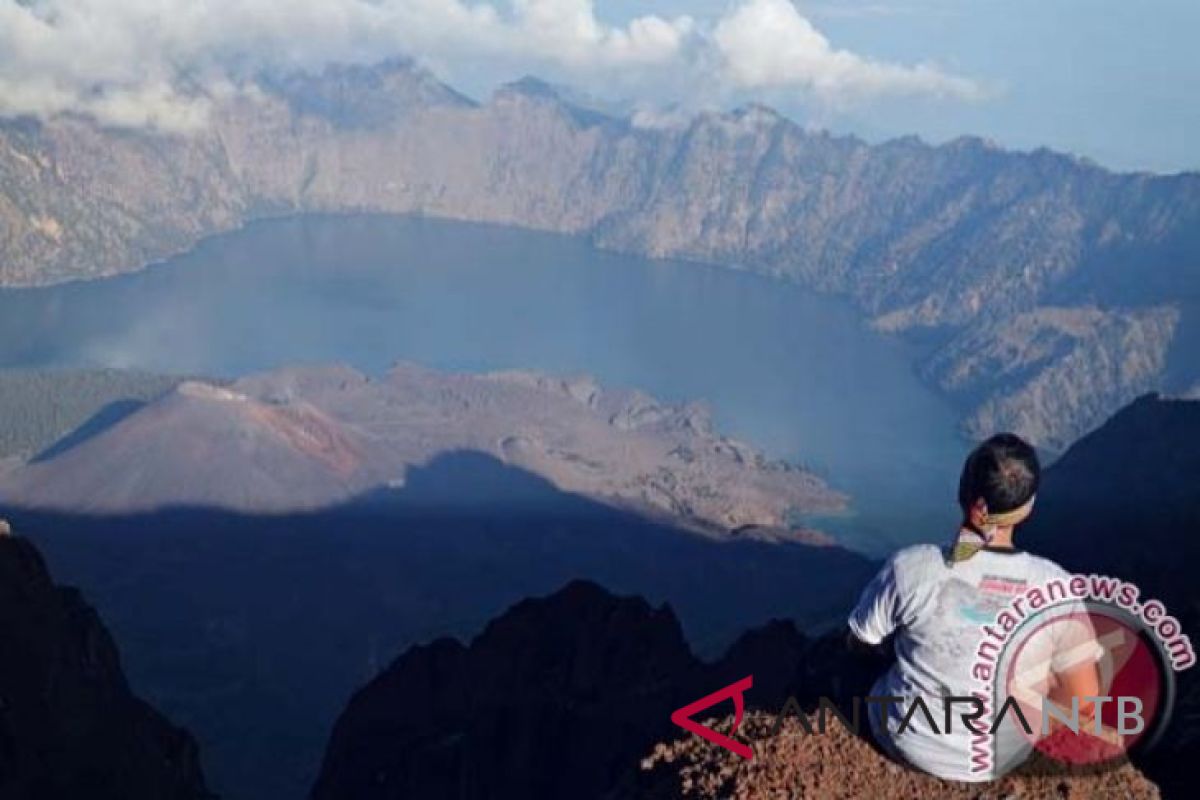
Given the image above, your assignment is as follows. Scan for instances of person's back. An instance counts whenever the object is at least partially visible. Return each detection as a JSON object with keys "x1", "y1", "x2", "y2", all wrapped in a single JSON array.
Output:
[{"x1": 848, "y1": 433, "x2": 1101, "y2": 781}]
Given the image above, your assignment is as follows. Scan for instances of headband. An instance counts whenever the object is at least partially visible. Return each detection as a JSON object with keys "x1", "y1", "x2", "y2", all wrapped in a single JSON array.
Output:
[
  {"x1": 948, "y1": 495, "x2": 1036, "y2": 563},
  {"x1": 982, "y1": 495, "x2": 1036, "y2": 527}
]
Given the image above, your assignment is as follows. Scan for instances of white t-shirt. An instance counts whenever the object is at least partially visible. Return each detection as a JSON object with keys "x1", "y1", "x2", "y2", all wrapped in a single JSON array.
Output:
[{"x1": 848, "y1": 543, "x2": 1099, "y2": 782}]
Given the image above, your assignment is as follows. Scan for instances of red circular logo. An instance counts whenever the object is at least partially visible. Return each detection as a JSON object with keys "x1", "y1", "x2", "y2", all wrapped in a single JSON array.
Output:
[{"x1": 1000, "y1": 602, "x2": 1170, "y2": 768}]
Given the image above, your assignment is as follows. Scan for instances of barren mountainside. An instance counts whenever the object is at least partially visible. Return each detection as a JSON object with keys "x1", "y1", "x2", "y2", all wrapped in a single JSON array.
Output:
[
  {"x1": 0, "y1": 362, "x2": 841, "y2": 531},
  {"x1": 1, "y1": 59, "x2": 1198, "y2": 449}
]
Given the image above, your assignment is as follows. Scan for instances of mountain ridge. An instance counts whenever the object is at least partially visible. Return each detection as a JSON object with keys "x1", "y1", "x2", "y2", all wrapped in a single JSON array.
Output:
[
  {"x1": 1021, "y1": 392, "x2": 1200, "y2": 799},
  {"x1": 312, "y1": 577, "x2": 1164, "y2": 799},
  {"x1": 0, "y1": 526, "x2": 212, "y2": 800},
  {"x1": 0, "y1": 362, "x2": 843, "y2": 532},
  {"x1": 2, "y1": 58, "x2": 1197, "y2": 451},
  {"x1": 310, "y1": 578, "x2": 883, "y2": 800}
]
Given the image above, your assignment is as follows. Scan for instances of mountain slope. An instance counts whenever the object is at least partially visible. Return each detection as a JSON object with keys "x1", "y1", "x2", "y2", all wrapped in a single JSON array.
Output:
[
  {"x1": 310, "y1": 579, "x2": 884, "y2": 800},
  {"x1": 0, "y1": 363, "x2": 842, "y2": 531},
  {"x1": 2, "y1": 60, "x2": 1198, "y2": 449},
  {"x1": 1021, "y1": 393, "x2": 1200, "y2": 799},
  {"x1": 1021, "y1": 392, "x2": 1200, "y2": 605},
  {"x1": 312, "y1": 579, "x2": 1161, "y2": 799},
  {"x1": 0, "y1": 525, "x2": 211, "y2": 800},
  {"x1": 15, "y1": 456, "x2": 874, "y2": 800},
  {"x1": 0, "y1": 368, "x2": 189, "y2": 461}
]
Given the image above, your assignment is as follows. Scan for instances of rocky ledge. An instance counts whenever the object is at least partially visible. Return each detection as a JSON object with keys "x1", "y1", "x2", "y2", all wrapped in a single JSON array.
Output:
[{"x1": 641, "y1": 712, "x2": 1159, "y2": 799}]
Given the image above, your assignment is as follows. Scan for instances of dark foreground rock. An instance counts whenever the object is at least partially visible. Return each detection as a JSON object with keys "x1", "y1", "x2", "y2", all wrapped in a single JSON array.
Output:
[
  {"x1": 311, "y1": 576, "x2": 1166, "y2": 799},
  {"x1": 310, "y1": 579, "x2": 885, "y2": 800},
  {"x1": 0, "y1": 527, "x2": 211, "y2": 800},
  {"x1": 1022, "y1": 393, "x2": 1200, "y2": 799}
]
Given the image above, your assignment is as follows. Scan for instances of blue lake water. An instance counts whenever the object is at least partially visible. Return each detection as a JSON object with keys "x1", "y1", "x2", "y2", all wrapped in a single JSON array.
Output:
[{"x1": 0, "y1": 214, "x2": 967, "y2": 554}]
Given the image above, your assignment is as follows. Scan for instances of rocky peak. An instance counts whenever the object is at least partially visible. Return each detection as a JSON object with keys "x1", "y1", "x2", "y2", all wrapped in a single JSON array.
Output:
[
  {"x1": 1017, "y1": 393, "x2": 1200, "y2": 798},
  {"x1": 0, "y1": 530, "x2": 211, "y2": 799},
  {"x1": 310, "y1": 580, "x2": 882, "y2": 799},
  {"x1": 311, "y1": 580, "x2": 698, "y2": 800},
  {"x1": 267, "y1": 57, "x2": 473, "y2": 129}
]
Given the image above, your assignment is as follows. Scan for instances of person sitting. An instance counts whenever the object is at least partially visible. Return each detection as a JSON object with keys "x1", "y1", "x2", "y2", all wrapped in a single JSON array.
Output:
[{"x1": 848, "y1": 433, "x2": 1103, "y2": 780}]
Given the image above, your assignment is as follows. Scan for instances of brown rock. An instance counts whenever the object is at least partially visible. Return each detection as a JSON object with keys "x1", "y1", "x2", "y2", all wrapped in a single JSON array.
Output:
[{"x1": 641, "y1": 712, "x2": 1160, "y2": 799}]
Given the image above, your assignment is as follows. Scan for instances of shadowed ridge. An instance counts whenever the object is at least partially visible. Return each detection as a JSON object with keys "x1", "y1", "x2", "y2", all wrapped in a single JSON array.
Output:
[
  {"x1": 310, "y1": 579, "x2": 697, "y2": 800},
  {"x1": 11, "y1": 452, "x2": 874, "y2": 800},
  {"x1": 0, "y1": 526, "x2": 212, "y2": 800},
  {"x1": 1021, "y1": 392, "x2": 1200, "y2": 798},
  {"x1": 309, "y1": 578, "x2": 885, "y2": 800}
]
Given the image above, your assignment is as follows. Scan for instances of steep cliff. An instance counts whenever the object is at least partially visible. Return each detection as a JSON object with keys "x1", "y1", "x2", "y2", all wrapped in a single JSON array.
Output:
[
  {"x1": 1022, "y1": 392, "x2": 1200, "y2": 604},
  {"x1": 1021, "y1": 393, "x2": 1200, "y2": 798},
  {"x1": 1, "y1": 60, "x2": 1197, "y2": 450},
  {"x1": 309, "y1": 579, "x2": 885, "y2": 799},
  {"x1": 0, "y1": 525, "x2": 211, "y2": 800}
]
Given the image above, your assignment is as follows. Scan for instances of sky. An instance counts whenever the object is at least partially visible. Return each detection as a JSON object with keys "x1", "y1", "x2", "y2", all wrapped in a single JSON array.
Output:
[{"x1": 1, "y1": 0, "x2": 1196, "y2": 173}]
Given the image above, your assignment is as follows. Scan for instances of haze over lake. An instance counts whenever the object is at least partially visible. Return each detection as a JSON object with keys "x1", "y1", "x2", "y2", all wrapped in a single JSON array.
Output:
[{"x1": 0, "y1": 214, "x2": 964, "y2": 553}]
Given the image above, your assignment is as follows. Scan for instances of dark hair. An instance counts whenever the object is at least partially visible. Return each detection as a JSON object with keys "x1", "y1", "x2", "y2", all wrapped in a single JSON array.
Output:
[{"x1": 957, "y1": 433, "x2": 1040, "y2": 514}]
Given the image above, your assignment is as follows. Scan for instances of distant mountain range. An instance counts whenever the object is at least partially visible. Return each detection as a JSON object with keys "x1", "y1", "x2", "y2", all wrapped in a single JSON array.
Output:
[
  {"x1": 0, "y1": 363, "x2": 841, "y2": 533},
  {"x1": 2, "y1": 59, "x2": 1197, "y2": 451}
]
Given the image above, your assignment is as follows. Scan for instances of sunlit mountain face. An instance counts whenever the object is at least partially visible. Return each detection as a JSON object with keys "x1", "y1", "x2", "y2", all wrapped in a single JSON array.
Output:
[{"x1": 0, "y1": 42, "x2": 1195, "y2": 800}]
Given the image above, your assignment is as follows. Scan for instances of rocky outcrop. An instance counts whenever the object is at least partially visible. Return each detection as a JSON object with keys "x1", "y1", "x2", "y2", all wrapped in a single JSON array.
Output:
[
  {"x1": 0, "y1": 363, "x2": 842, "y2": 532},
  {"x1": 311, "y1": 580, "x2": 697, "y2": 800},
  {"x1": 1021, "y1": 393, "x2": 1200, "y2": 799},
  {"x1": 311, "y1": 578, "x2": 1165, "y2": 799},
  {"x1": 923, "y1": 306, "x2": 1181, "y2": 451},
  {"x1": 0, "y1": 526, "x2": 211, "y2": 800},
  {"x1": 310, "y1": 579, "x2": 886, "y2": 800},
  {"x1": 2, "y1": 60, "x2": 1198, "y2": 450},
  {"x1": 640, "y1": 712, "x2": 1160, "y2": 799},
  {"x1": 16, "y1": 457, "x2": 873, "y2": 800},
  {"x1": 1022, "y1": 392, "x2": 1200, "y2": 608}
]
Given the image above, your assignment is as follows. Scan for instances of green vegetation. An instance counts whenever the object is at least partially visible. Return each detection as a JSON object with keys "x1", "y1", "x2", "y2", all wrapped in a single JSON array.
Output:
[{"x1": 0, "y1": 368, "x2": 202, "y2": 460}]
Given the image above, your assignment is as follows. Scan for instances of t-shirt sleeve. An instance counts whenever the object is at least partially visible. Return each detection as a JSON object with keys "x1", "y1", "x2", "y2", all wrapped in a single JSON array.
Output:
[
  {"x1": 1049, "y1": 615, "x2": 1106, "y2": 673},
  {"x1": 1040, "y1": 565, "x2": 1105, "y2": 673},
  {"x1": 848, "y1": 557, "x2": 902, "y2": 645}
]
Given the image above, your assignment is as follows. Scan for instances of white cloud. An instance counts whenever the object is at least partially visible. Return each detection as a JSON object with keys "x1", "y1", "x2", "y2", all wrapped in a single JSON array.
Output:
[
  {"x1": 0, "y1": 0, "x2": 981, "y2": 131},
  {"x1": 715, "y1": 0, "x2": 982, "y2": 102}
]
